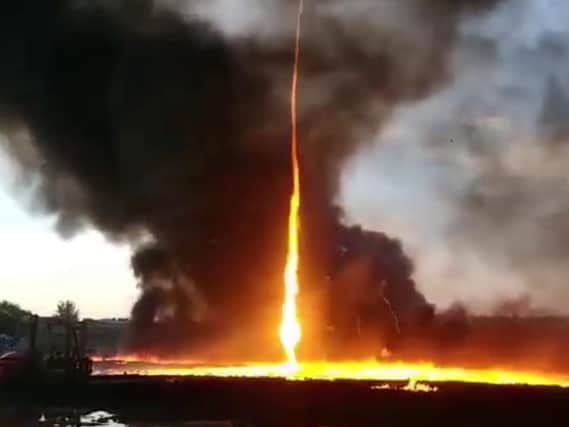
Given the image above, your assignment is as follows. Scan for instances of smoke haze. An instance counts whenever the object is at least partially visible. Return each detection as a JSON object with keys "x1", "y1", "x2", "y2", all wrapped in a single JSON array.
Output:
[{"x1": 341, "y1": 0, "x2": 569, "y2": 315}]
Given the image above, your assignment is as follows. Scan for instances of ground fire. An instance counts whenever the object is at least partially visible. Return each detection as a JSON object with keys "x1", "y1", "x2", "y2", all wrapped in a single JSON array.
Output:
[{"x1": 93, "y1": 356, "x2": 569, "y2": 389}]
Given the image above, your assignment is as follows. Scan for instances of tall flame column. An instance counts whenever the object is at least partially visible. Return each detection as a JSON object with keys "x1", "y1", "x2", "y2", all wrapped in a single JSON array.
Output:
[{"x1": 279, "y1": 0, "x2": 304, "y2": 370}]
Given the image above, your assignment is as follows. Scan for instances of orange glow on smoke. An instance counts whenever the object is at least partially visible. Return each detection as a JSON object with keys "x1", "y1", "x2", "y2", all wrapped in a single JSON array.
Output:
[{"x1": 279, "y1": 0, "x2": 304, "y2": 370}]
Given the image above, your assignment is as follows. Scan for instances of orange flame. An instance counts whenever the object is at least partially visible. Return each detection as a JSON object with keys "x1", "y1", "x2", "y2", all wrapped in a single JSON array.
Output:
[{"x1": 279, "y1": 0, "x2": 304, "y2": 371}]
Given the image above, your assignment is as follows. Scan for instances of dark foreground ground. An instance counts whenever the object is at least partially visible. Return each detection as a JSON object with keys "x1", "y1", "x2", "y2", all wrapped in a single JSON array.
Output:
[{"x1": 2, "y1": 376, "x2": 569, "y2": 426}]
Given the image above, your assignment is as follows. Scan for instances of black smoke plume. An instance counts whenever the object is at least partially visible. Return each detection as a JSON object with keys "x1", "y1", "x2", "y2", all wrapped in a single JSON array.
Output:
[{"x1": 0, "y1": 0, "x2": 503, "y2": 357}]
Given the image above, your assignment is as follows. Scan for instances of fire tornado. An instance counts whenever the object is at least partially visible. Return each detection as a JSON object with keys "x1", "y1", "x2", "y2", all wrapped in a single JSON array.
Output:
[
  {"x1": 8, "y1": 0, "x2": 569, "y2": 396},
  {"x1": 279, "y1": 0, "x2": 304, "y2": 370}
]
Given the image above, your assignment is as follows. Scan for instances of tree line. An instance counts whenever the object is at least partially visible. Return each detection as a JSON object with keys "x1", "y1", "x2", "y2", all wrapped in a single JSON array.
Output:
[{"x1": 0, "y1": 300, "x2": 79, "y2": 337}]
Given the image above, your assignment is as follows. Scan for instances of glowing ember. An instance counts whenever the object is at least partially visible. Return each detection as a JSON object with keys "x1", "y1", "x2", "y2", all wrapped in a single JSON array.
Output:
[
  {"x1": 402, "y1": 380, "x2": 438, "y2": 393},
  {"x1": 279, "y1": 0, "x2": 304, "y2": 370},
  {"x1": 94, "y1": 360, "x2": 569, "y2": 388},
  {"x1": 373, "y1": 379, "x2": 438, "y2": 393}
]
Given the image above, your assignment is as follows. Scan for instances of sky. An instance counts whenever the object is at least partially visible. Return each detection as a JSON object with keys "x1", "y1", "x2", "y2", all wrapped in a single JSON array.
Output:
[{"x1": 0, "y1": 150, "x2": 137, "y2": 319}]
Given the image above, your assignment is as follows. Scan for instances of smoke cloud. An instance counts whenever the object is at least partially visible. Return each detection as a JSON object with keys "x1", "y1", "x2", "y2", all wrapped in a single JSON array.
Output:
[
  {"x1": 0, "y1": 0, "x2": 504, "y2": 355},
  {"x1": 341, "y1": 0, "x2": 569, "y2": 315}
]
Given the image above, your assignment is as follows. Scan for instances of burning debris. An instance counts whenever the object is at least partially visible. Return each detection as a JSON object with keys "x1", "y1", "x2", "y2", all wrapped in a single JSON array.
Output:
[{"x1": 372, "y1": 380, "x2": 439, "y2": 393}]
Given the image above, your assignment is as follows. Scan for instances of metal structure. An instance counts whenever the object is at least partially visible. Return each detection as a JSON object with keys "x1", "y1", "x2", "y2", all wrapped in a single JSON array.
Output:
[
  {"x1": 44, "y1": 316, "x2": 93, "y2": 380},
  {"x1": 0, "y1": 314, "x2": 92, "y2": 383}
]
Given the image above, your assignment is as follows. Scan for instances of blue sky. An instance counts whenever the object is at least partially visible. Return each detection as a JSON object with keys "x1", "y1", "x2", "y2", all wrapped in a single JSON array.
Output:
[{"x1": 0, "y1": 153, "x2": 137, "y2": 318}]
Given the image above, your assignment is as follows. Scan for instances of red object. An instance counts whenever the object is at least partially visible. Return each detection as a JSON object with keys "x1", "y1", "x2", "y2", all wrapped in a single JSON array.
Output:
[{"x1": 0, "y1": 352, "x2": 30, "y2": 379}]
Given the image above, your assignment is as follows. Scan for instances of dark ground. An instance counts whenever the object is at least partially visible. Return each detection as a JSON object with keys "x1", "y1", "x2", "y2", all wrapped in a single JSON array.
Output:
[{"x1": 2, "y1": 376, "x2": 569, "y2": 426}]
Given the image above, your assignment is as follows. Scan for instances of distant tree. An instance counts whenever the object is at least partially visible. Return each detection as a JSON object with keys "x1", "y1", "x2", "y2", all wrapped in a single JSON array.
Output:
[
  {"x1": 0, "y1": 301, "x2": 32, "y2": 336},
  {"x1": 55, "y1": 300, "x2": 80, "y2": 324}
]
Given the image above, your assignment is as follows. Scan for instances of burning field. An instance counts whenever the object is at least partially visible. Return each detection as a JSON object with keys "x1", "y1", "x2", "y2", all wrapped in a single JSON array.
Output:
[
  {"x1": 93, "y1": 357, "x2": 569, "y2": 389},
  {"x1": 4, "y1": 0, "x2": 569, "y2": 410}
]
